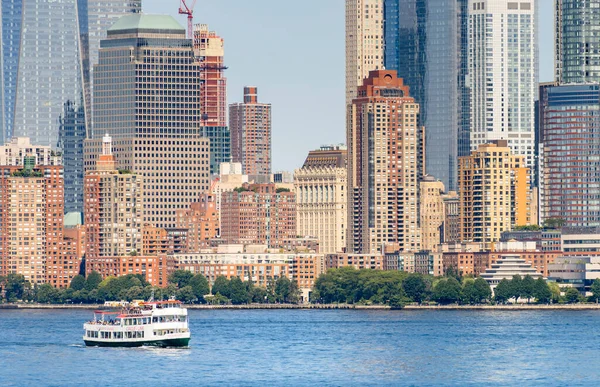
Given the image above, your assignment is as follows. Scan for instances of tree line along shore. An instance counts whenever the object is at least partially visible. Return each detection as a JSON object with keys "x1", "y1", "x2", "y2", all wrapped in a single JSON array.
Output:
[{"x1": 3, "y1": 267, "x2": 600, "y2": 308}]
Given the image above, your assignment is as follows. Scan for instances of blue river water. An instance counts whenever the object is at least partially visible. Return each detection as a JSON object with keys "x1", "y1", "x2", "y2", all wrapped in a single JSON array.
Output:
[{"x1": 1, "y1": 309, "x2": 600, "y2": 386}]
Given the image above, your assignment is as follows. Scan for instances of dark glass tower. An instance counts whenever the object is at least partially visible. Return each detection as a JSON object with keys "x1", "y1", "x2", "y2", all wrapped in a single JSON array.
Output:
[
  {"x1": 384, "y1": 0, "x2": 469, "y2": 191},
  {"x1": 58, "y1": 99, "x2": 86, "y2": 214},
  {"x1": 557, "y1": 0, "x2": 600, "y2": 84}
]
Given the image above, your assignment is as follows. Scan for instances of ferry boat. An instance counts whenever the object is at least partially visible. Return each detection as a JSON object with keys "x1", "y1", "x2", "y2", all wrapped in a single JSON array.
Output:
[{"x1": 83, "y1": 300, "x2": 191, "y2": 347}]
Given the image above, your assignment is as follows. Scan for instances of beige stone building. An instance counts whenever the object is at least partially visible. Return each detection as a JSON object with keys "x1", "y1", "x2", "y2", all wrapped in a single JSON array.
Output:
[
  {"x1": 458, "y1": 141, "x2": 531, "y2": 248},
  {"x1": 84, "y1": 15, "x2": 210, "y2": 229},
  {"x1": 295, "y1": 146, "x2": 347, "y2": 254},
  {"x1": 347, "y1": 70, "x2": 424, "y2": 254},
  {"x1": 84, "y1": 135, "x2": 144, "y2": 264},
  {"x1": 419, "y1": 176, "x2": 445, "y2": 252},
  {"x1": 345, "y1": 0, "x2": 384, "y2": 106},
  {"x1": 0, "y1": 137, "x2": 60, "y2": 166}
]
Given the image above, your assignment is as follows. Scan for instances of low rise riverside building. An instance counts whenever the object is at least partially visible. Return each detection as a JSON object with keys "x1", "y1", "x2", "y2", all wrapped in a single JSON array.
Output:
[
  {"x1": 548, "y1": 256, "x2": 600, "y2": 292},
  {"x1": 86, "y1": 255, "x2": 174, "y2": 287},
  {"x1": 480, "y1": 255, "x2": 543, "y2": 292},
  {"x1": 172, "y1": 248, "x2": 324, "y2": 294},
  {"x1": 220, "y1": 183, "x2": 296, "y2": 248},
  {"x1": 325, "y1": 254, "x2": 384, "y2": 271}
]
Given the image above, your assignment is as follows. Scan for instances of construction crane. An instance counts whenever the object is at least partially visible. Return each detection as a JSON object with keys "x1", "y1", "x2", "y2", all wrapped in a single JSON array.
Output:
[{"x1": 178, "y1": 0, "x2": 197, "y2": 39}]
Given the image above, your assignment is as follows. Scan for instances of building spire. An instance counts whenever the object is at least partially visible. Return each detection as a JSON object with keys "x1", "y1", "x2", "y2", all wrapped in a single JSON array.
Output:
[{"x1": 102, "y1": 133, "x2": 112, "y2": 156}]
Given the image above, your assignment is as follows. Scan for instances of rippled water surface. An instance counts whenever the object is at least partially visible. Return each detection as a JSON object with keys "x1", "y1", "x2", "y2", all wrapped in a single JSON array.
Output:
[{"x1": 1, "y1": 309, "x2": 600, "y2": 386}]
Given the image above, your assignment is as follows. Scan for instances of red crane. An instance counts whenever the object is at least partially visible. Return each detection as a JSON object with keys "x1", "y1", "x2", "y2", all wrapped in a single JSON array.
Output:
[{"x1": 178, "y1": 0, "x2": 198, "y2": 39}]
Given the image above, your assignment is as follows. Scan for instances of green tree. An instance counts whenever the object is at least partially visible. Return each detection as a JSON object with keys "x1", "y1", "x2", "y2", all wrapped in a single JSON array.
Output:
[
  {"x1": 432, "y1": 277, "x2": 461, "y2": 304},
  {"x1": 494, "y1": 279, "x2": 512, "y2": 304},
  {"x1": 533, "y1": 278, "x2": 552, "y2": 304},
  {"x1": 124, "y1": 286, "x2": 144, "y2": 302},
  {"x1": 402, "y1": 273, "x2": 428, "y2": 304},
  {"x1": 176, "y1": 286, "x2": 197, "y2": 303},
  {"x1": 228, "y1": 277, "x2": 249, "y2": 305},
  {"x1": 543, "y1": 217, "x2": 566, "y2": 229},
  {"x1": 84, "y1": 271, "x2": 102, "y2": 291},
  {"x1": 189, "y1": 274, "x2": 210, "y2": 303},
  {"x1": 521, "y1": 275, "x2": 536, "y2": 303},
  {"x1": 69, "y1": 275, "x2": 86, "y2": 291},
  {"x1": 565, "y1": 287, "x2": 580, "y2": 304},
  {"x1": 473, "y1": 278, "x2": 492, "y2": 303},
  {"x1": 444, "y1": 266, "x2": 462, "y2": 282},
  {"x1": 548, "y1": 282, "x2": 561, "y2": 303},
  {"x1": 35, "y1": 284, "x2": 60, "y2": 304},
  {"x1": 510, "y1": 275, "x2": 523, "y2": 301},
  {"x1": 590, "y1": 279, "x2": 600, "y2": 303},
  {"x1": 275, "y1": 276, "x2": 292, "y2": 303},
  {"x1": 212, "y1": 276, "x2": 230, "y2": 298},
  {"x1": 460, "y1": 279, "x2": 478, "y2": 305},
  {"x1": 251, "y1": 287, "x2": 268, "y2": 303},
  {"x1": 4, "y1": 274, "x2": 28, "y2": 302},
  {"x1": 168, "y1": 270, "x2": 194, "y2": 289}
]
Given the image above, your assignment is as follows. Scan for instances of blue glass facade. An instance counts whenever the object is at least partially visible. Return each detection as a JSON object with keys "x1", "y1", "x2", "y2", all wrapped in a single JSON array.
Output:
[
  {"x1": 58, "y1": 99, "x2": 86, "y2": 214},
  {"x1": 1, "y1": 0, "x2": 23, "y2": 142},
  {"x1": 201, "y1": 125, "x2": 231, "y2": 175},
  {"x1": 384, "y1": 0, "x2": 469, "y2": 191}
]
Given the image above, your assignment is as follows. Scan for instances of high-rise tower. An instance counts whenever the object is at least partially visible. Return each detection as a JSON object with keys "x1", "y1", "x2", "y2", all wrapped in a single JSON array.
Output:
[
  {"x1": 229, "y1": 87, "x2": 272, "y2": 178},
  {"x1": 84, "y1": 15, "x2": 210, "y2": 229},
  {"x1": 555, "y1": 0, "x2": 600, "y2": 84},
  {"x1": 0, "y1": 0, "x2": 83, "y2": 146},
  {"x1": 384, "y1": 0, "x2": 469, "y2": 190},
  {"x1": 347, "y1": 70, "x2": 425, "y2": 254},
  {"x1": 345, "y1": 0, "x2": 384, "y2": 106},
  {"x1": 80, "y1": 0, "x2": 141, "y2": 133},
  {"x1": 468, "y1": 0, "x2": 538, "y2": 175}
]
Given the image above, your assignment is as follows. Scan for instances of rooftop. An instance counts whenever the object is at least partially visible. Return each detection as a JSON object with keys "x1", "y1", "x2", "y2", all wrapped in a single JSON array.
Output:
[{"x1": 108, "y1": 14, "x2": 185, "y2": 34}]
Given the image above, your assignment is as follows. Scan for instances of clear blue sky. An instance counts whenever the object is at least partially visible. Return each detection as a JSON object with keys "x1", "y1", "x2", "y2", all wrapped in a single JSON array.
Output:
[{"x1": 144, "y1": 0, "x2": 554, "y2": 173}]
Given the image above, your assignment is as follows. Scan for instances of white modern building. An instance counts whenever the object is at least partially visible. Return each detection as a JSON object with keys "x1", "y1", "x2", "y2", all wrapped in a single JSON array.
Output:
[
  {"x1": 345, "y1": 0, "x2": 384, "y2": 106},
  {"x1": 468, "y1": 0, "x2": 538, "y2": 174},
  {"x1": 480, "y1": 254, "x2": 542, "y2": 292}
]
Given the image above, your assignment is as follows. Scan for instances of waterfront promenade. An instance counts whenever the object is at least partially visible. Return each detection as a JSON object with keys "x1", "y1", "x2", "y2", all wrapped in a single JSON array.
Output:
[{"x1": 5, "y1": 303, "x2": 600, "y2": 311}]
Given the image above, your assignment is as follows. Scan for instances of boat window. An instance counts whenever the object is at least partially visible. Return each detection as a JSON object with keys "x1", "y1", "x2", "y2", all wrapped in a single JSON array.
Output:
[
  {"x1": 114, "y1": 332, "x2": 123, "y2": 339},
  {"x1": 152, "y1": 317, "x2": 158, "y2": 323}
]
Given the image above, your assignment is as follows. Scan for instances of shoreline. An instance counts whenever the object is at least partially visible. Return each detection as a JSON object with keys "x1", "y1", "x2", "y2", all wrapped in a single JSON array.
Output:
[{"x1": 4, "y1": 303, "x2": 600, "y2": 311}]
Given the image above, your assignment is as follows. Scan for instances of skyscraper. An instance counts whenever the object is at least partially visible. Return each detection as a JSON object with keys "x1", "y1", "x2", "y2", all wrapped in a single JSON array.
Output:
[
  {"x1": 468, "y1": 0, "x2": 538, "y2": 175},
  {"x1": 58, "y1": 101, "x2": 86, "y2": 214},
  {"x1": 193, "y1": 24, "x2": 227, "y2": 127},
  {"x1": 84, "y1": 15, "x2": 210, "y2": 229},
  {"x1": 0, "y1": 160, "x2": 70, "y2": 285},
  {"x1": 539, "y1": 84, "x2": 600, "y2": 227},
  {"x1": 1, "y1": 0, "x2": 83, "y2": 146},
  {"x1": 459, "y1": 141, "x2": 531, "y2": 248},
  {"x1": 384, "y1": 0, "x2": 469, "y2": 190},
  {"x1": 84, "y1": 134, "x2": 143, "y2": 265},
  {"x1": 229, "y1": 87, "x2": 272, "y2": 178},
  {"x1": 80, "y1": 0, "x2": 141, "y2": 133},
  {"x1": 295, "y1": 145, "x2": 348, "y2": 254},
  {"x1": 345, "y1": 0, "x2": 384, "y2": 106},
  {"x1": 347, "y1": 70, "x2": 425, "y2": 254},
  {"x1": 555, "y1": 0, "x2": 600, "y2": 84}
]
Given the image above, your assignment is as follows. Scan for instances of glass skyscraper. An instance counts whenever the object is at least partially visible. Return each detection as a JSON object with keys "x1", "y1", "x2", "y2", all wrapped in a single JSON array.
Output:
[
  {"x1": 539, "y1": 84, "x2": 600, "y2": 227},
  {"x1": 0, "y1": 0, "x2": 83, "y2": 147},
  {"x1": 383, "y1": 0, "x2": 469, "y2": 191},
  {"x1": 556, "y1": 0, "x2": 600, "y2": 84}
]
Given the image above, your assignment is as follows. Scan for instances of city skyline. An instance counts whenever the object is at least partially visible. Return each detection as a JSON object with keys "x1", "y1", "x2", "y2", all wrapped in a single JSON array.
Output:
[{"x1": 144, "y1": 0, "x2": 554, "y2": 174}]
